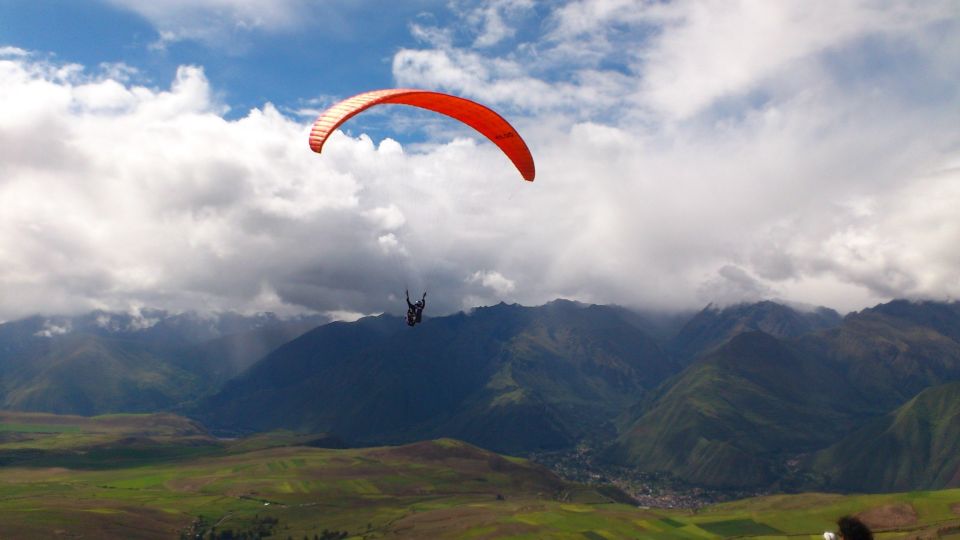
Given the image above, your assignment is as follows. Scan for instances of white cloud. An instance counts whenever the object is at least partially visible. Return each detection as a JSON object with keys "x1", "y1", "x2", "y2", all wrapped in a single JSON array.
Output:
[
  {"x1": 634, "y1": 0, "x2": 958, "y2": 119},
  {"x1": 0, "y1": 46, "x2": 29, "y2": 58},
  {"x1": 35, "y1": 320, "x2": 72, "y2": 338},
  {"x1": 324, "y1": 309, "x2": 372, "y2": 322},
  {"x1": 388, "y1": 0, "x2": 960, "y2": 314},
  {"x1": 400, "y1": 2, "x2": 960, "y2": 123},
  {"x1": 780, "y1": 166, "x2": 960, "y2": 301},
  {"x1": 377, "y1": 233, "x2": 405, "y2": 255},
  {"x1": 469, "y1": 270, "x2": 516, "y2": 294},
  {"x1": 94, "y1": 308, "x2": 161, "y2": 331},
  {"x1": 0, "y1": 53, "x2": 575, "y2": 319},
  {"x1": 395, "y1": 1, "x2": 635, "y2": 118},
  {"x1": 409, "y1": 1, "x2": 536, "y2": 50},
  {"x1": 0, "y1": 56, "x2": 372, "y2": 319},
  {"x1": 103, "y1": 0, "x2": 323, "y2": 46},
  {"x1": 467, "y1": 0, "x2": 535, "y2": 48},
  {"x1": 392, "y1": 48, "x2": 632, "y2": 118}
]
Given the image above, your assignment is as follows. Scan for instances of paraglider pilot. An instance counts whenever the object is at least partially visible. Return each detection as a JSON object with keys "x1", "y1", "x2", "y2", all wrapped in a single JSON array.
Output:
[{"x1": 406, "y1": 290, "x2": 426, "y2": 327}]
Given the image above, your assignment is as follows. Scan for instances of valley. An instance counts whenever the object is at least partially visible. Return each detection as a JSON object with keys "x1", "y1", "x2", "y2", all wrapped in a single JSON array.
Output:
[{"x1": 529, "y1": 444, "x2": 767, "y2": 509}]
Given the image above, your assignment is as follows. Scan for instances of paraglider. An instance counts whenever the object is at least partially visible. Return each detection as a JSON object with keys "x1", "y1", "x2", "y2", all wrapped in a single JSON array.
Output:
[
  {"x1": 308, "y1": 88, "x2": 535, "y2": 181},
  {"x1": 308, "y1": 89, "x2": 536, "y2": 326},
  {"x1": 405, "y1": 290, "x2": 426, "y2": 327}
]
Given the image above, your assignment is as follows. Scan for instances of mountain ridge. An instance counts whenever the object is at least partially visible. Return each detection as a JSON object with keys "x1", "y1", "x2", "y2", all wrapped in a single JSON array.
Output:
[
  {"x1": 197, "y1": 300, "x2": 677, "y2": 453},
  {"x1": 4, "y1": 298, "x2": 960, "y2": 493}
]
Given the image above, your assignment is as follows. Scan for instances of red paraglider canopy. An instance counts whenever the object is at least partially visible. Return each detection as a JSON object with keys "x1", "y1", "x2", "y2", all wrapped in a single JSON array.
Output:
[{"x1": 309, "y1": 89, "x2": 535, "y2": 181}]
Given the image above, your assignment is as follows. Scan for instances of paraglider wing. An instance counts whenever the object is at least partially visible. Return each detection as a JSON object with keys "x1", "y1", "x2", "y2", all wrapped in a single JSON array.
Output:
[{"x1": 309, "y1": 89, "x2": 535, "y2": 181}]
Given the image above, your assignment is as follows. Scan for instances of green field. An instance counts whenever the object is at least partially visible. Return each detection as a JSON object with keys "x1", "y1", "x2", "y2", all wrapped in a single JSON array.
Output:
[{"x1": 0, "y1": 412, "x2": 958, "y2": 539}]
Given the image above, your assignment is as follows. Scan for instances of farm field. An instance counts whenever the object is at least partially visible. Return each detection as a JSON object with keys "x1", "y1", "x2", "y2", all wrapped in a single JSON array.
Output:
[{"x1": 0, "y1": 412, "x2": 958, "y2": 539}]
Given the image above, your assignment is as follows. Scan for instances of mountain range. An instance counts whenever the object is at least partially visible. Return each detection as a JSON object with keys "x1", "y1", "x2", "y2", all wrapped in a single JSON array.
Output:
[
  {"x1": 1, "y1": 299, "x2": 959, "y2": 493},
  {"x1": 199, "y1": 300, "x2": 677, "y2": 453},
  {"x1": 0, "y1": 310, "x2": 326, "y2": 414}
]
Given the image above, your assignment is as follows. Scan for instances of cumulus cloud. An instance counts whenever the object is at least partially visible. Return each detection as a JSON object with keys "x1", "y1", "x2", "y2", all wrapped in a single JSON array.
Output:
[
  {"x1": 469, "y1": 270, "x2": 516, "y2": 294},
  {"x1": 415, "y1": 1, "x2": 957, "y2": 122},
  {"x1": 388, "y1": 0, "x2": 960, "y2": 313},
  {"x1": 778, "y1": 166, "x2": 960, "y2": 301},
  {"x1": 0, "y1": 53, "x2": 553, "y2": 320},
  {"x1": 2, "y1": 2, "x2": 959, "y2": 320},
  {"x1": 392, "y1": 47, "x2": 633, "y2": 118},
  {"x1": 634, "y1": 0, "x2": 958, "y2": 119},
  {"x1": 0, "y1": 56, "x2": 371, "y2": 319}
]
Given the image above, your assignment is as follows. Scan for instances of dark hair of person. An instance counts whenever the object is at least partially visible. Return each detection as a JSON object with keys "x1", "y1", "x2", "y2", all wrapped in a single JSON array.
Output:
[{"x1": 837, "y1": 516, "x2": 873, "y2": 540}]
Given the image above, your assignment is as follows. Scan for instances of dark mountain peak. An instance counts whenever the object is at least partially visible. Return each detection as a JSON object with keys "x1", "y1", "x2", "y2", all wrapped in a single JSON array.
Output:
[
  {"x1": 476, "y1": 300, "x2": 522, "y2": 311},
  {"x1": 810, "y1": 305, "x2": 842, "y2": 320},
  {"x1": 705, "y1": 299, "x2": 807, "y2": 316},
  {"x1": 198, "y1": 297, "x2": 676, "y2": 453},
  {"x1": 851, "y1": 299, "x2": 960, "y2": 342},
  {"x1": 669, "y1": 299, "x2": 841, "y2": 363},
  {"x1": 693, "y1": 300, "x2": 788, "y2": 322},
  {"x1": 462, "y1": 301, "x2": 521, "y2": 317},
  {"x1": 869, "y1": 297, "x2": 959, "y2": 311},
  {"x1": 543, "y1": 298, "x2": 590, "y2": 309},
  {"x1": 457, "y1": 303, "x2": 530, "y2": 331},
  {"x1": 854, "y1": 298, "x2": 960, "y2": 319}
]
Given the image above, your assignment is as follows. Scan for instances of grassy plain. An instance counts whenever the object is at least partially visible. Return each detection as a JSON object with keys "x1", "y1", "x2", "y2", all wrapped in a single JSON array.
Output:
[{"x1": 0, "y1": 412, "x2": 958, "y2": 539}]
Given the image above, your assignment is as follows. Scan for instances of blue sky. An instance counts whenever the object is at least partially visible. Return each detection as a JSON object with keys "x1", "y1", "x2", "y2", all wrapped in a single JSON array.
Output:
[
  {"x1": 0, "y1": 1, "x2": 432, "y2": 116},
  {"x1": 1, "y1": 1, "x2": 959, "y2": 321}
]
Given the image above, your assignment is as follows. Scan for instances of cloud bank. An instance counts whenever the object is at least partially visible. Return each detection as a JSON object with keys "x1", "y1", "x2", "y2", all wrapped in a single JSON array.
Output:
[{"x1": 1, "y1": 1, "x2": 959, "y2": 320}]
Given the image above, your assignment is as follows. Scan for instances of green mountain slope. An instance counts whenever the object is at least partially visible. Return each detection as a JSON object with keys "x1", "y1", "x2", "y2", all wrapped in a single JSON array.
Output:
[
  {"x1": 610, "y1": 300, "x2": 960, "y2": 489},
  {"x1": 607, "y1": 331, "x2": 855, "y2": 488},
  {"x1": 0, "y1": 334, "x2": 204, "y2": 415},
  {"x1": 199, "y1": 300, "x2": 676, "y2": 453},
  {"x1": 813, "y1": 380, "x2": 960, "y2": 492}
]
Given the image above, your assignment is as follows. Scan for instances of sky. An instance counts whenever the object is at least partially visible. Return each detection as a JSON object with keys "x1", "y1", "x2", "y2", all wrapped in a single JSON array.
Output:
[{"x1": 1, "y1": 0, "x2": 959, "y2": 321}]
